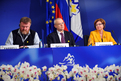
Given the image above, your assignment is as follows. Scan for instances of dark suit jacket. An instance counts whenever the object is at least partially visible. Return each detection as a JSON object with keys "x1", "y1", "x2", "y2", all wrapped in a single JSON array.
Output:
[{"x1": 47, "y1": 31, "x2": 75, "y2": 47}]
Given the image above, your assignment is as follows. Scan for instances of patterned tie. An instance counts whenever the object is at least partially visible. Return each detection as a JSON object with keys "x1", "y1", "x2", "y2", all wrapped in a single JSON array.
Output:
[{"x1": 60, "y1": 33, "x2": 65, "y2": 43}]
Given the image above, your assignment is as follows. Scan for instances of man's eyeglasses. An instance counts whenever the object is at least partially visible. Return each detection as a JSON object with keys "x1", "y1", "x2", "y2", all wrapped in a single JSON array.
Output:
[{"x1": 56, "y1": 22, "x2": 65, "y2": 25}]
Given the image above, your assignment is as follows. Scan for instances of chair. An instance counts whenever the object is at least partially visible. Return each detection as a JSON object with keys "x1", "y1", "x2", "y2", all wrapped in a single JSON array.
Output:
[{"x1": 84, "y1": 35, "x2": 89, "y2": 46}]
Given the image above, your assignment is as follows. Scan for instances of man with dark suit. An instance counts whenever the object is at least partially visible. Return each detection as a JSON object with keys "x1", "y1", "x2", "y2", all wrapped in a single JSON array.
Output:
[{"x1": 47, "y1": 18, "x2": 75, "y2": 47}]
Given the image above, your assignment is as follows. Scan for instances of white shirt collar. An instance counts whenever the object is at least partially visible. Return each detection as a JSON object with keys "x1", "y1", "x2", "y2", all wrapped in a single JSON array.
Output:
[{"x1": 56, "y1": 30, "x2": 64, "y2": 35}]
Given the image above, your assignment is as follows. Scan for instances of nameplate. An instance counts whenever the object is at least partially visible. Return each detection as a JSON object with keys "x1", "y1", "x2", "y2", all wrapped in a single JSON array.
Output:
[
  {"x1": 0, "y1": 45, "x2": 19, "y2": 49},
  {"x1": 50, "y1": 43, "x2": 69, "y2": 48},
  {"x1": 95, "y1": 42, "x2": 113, "y2": 46}
]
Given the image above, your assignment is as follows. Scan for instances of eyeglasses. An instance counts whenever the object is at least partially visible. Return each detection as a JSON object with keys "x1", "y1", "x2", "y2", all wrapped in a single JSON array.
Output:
[
  {"x1": 96, "y1": 23, "x2": 103, "y2": 26},
  {"x1": 56, "y1": 22, "x2": 65, "y2": 25}
]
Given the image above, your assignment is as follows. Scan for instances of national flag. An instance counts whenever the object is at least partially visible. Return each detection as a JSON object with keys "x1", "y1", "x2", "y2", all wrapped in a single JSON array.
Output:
[
  {"x1": 55, "y1": 0, "x2": 83, "y2": 43},
  {"x1": 46, "y1": 0, "x2": 55, "y2": 36},
  {"x1": 69, "y1": 0, "x2": 83, "y2": 42},
  {"x1": 55, "y1": 0, "x2": 70, "y2": 31}
]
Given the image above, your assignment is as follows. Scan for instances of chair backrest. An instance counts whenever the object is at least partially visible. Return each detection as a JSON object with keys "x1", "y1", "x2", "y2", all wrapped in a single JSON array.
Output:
[{"x1": 84, "y1": 35, "x2": 89, "y2": 46}]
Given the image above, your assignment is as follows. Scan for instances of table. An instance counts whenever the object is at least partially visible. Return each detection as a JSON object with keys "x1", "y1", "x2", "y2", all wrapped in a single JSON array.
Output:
[
  {"x1": 0, "y1": 45, "x2": 121, "y2": 81},
  {"x1": 0, "y1": 45, "x2": 121, "y2": 68}
]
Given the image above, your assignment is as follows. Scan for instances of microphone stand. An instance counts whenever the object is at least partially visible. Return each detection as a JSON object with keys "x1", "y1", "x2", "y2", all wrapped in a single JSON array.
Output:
[{"x1": 112, "y1": 30, "x2": 121, "y2": 45}]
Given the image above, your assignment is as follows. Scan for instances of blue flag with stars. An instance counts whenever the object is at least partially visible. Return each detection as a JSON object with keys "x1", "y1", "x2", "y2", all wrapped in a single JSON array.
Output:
[{"x1": 46, "y1": 0, "x2": 55, "y2": 36}]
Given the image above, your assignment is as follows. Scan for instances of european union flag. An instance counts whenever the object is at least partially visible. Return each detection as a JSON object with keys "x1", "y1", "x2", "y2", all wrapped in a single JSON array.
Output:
[{"x1": 46, "y1": 0, "x2": 55, "y2": 36}]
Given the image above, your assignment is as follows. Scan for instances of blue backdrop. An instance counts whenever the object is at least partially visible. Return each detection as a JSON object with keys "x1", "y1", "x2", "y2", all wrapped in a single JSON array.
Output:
[{"x1": 0, "y1": 0, "x2": 121, "y2": 46}]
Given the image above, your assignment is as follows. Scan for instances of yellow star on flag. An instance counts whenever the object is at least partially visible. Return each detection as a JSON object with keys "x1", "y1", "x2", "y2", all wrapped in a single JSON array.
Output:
[
  {"x1": 49, "y1": 20, "x2": 52, "y2": 23},
  {"x1": 46, "y1": 0, "x2": 49, "y2": 2},
  {"x1": 50, "y1": 1, "x2": 52, "y2": 4},
  {"x1": 46, "y1": 21, "x2": 49, "y2": 24},
  {"x1": 52, "y1": 16, "x2": 54, "y2": 19},
  {"x1": 52, "y1": 6, "x2": 54, "y2": 9},
  {"x1": 52, "y1": 10, "x2": 55, "y2": 13}
]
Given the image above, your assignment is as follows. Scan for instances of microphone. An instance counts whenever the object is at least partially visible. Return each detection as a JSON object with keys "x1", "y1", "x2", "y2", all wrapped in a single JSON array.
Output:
[{"x1": 112, "y1": 30, "x2": 120, "y2": 45}]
